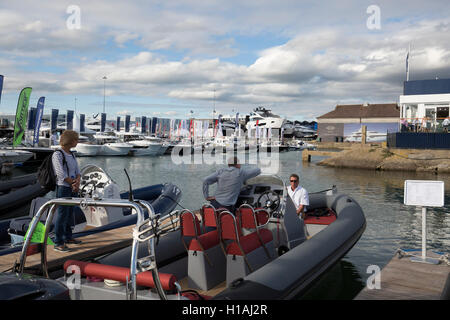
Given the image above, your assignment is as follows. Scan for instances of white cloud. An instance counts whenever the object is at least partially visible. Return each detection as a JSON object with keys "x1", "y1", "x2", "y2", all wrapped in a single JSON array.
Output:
[{"x1": 0, "y1": 2, "x2": 449, "y2": 119}]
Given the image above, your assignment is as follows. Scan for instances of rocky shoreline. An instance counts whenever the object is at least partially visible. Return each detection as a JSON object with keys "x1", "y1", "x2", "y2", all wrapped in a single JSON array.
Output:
[{"x1": 315, "y1": 144, "x2": 450, "y2": 174}]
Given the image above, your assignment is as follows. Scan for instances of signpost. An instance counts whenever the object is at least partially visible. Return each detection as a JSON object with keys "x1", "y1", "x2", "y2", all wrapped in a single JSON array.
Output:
[{"x1": 404, "y1": 180, "x2": 445, "y2": 264}]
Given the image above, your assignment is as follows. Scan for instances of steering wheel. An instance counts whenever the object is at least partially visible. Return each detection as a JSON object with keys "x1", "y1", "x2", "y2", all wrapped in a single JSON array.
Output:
[
  {"x1": 256, "y1": 190, "x2": 281, "y2": 211},
  {"x1": 79, "y1": 180, "x2": 97, "y2": 198}
]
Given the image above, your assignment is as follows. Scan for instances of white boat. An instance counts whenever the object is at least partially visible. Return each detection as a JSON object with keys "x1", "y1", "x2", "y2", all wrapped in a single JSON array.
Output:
[
  {"x1": 293, "y1": 123, "x2": 317, "y2": 139},
  {"x1": 0, "y1": 149, "x2": 34, "y2": 165},
  {"x1": 246, "y1": 107, "x2": 286, "y2": 137},
  {"x1": 143, "y1": 136, "x2": 169, "y2": 155},
  {"x1": 85, "y1": 119, "x2": 115, "y2": 133},
  {"x1": 344, "y1": 128, "x2": 387, "y2": 142},
  {"x1": 288, "y1": 140, "x2": 317, "y2": 151},
  {"x1": 116, "y1": 132, "x2": 162, "y2": 156},
  {"x1": 282, "y1": 121, "x2": 295, "y2": 137},
  {"x1": 94, "y1": 133, "x2": 133, "y2": 156}
]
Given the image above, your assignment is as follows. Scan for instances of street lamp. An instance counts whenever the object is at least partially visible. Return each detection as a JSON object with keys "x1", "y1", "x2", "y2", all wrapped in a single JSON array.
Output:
[{"x1": 102, "y1": 76, "x2": 107, "y2": 113}]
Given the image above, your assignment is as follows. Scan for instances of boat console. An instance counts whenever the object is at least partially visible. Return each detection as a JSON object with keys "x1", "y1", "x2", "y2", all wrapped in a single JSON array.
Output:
[{"x1": 79, "y1": 165, "x2": 124, "y2": 226}]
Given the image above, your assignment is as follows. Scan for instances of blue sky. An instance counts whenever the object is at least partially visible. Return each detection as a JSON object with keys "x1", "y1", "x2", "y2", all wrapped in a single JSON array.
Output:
[{"x1": 0, "y1": 1, "x2": 449, "y2": 121}]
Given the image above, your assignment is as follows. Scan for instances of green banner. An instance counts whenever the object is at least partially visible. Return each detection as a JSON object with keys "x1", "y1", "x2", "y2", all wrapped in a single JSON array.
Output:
[
  {"x1": 24, "y1": 220, "x2": 55, "y2": 245},
  {"x1": 13, "y1": 87, "x2": 32, "y2": 147}
]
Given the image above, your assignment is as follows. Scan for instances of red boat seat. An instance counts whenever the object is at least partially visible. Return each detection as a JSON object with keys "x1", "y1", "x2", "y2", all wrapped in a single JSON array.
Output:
[
  {"x1": 226, "y1": 229, "x2": 273, "y2": 256},
  {"x1": 63, "y1": 260, "x2": 177, "y2": 291}
]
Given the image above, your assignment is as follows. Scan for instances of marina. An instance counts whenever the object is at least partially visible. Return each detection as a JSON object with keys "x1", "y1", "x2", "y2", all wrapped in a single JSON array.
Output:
[
  {"x1": 0, "y1": 148, "x2": 448, "y2": 300},
  {"x1": 0, "y1": 1, "x2": 449, "y2": 305}
]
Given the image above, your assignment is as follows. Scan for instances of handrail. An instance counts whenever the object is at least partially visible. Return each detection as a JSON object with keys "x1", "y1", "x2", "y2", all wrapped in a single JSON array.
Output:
[{"x1": 14, "y1": 197, "x2": 174, "y2": 301}]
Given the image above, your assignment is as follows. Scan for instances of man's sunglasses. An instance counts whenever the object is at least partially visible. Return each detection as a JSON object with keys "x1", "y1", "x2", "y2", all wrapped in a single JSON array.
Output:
[{"x1": 290, "y1": 180, "x2": 298, "y2": 183}]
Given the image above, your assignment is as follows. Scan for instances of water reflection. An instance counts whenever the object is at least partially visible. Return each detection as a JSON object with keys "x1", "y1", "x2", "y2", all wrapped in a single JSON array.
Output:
[{"x1": 299, "y1": 259, "x2": 365, "y2": 300}]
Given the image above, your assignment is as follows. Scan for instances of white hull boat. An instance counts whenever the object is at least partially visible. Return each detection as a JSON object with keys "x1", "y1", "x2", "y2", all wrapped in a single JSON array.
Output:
[
  {"x1": 74, "y1": 143, "x2": 102, "y2": 157},
  {"x1": 0, "y1": 149, "x2": 34, "y2": 165},
  {"x1": 99, "y1": 143, "x2": 133, "y2": 156}
]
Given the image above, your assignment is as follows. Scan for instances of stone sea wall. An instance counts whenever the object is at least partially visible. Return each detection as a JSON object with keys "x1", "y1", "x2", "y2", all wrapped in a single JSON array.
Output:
[{"x1": 316, "y1": 144, "x2": 450, "y2": 174}]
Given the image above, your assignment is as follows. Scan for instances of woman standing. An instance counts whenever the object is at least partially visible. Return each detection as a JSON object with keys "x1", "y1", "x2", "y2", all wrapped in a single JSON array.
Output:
[{"x1": 52, "y1": 130, "x2": 82, "y2": 252}]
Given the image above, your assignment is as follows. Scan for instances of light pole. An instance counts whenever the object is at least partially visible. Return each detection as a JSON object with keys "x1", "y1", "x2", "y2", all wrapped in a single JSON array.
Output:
[{"x1": 102, "y1": 76, "x2": 107, "y2": 113}]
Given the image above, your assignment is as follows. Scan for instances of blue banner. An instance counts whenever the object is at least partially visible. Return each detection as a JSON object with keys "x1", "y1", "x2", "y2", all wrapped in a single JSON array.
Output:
[
  {"x1": 33, "y1": 97, "x2": 45, "y2": 145},
  {"x1": 28, "y1": 107, "x2": 36, "y2": 130},
  {"x1": 151, "y1": 117, "x2": 158, "y2": 134},
  {"x1": 101, "y1": 113, "x2": 106, "y2": 132},
  {"x1": 125, "y1": 115, "x2": 130, "y2": 132},
  {"x1": 51, "y1": 109, "x2": 59, "y2": 131},
  {"x1": 116, "y1": 116, "x2": 121, "y2": 132},
  {"x1": 80, "y1": 114, "x2": 85, "y2": 132},
  {"x1": 0, "y1": 75, "x2": 3, "y2": 104},
  {"x1": 141, "y1": 116, "x2": 147, "y2": 134},
  {"x1": 66, "y1": 110, "x2": 74, "y2": 130}
]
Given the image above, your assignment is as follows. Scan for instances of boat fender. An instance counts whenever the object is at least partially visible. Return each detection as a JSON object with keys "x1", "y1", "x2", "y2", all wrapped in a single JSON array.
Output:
[{"x1": 64, "y1": 260, "x2": 177, "y2": 291}]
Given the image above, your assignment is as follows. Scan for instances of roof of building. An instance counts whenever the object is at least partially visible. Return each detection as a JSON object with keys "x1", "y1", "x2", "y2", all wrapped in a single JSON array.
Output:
[{"x1": 317, "y1": 103, "x2": 399, "y2": 119}]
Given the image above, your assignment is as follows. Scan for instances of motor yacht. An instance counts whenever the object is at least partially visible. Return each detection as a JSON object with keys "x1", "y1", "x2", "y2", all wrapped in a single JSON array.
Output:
[
  {"x1": 344, "y1": 128, "x2": 387, "y2": 143},
  {"x1": 93, "y1": 132, "x2": 133, "y2": 156},
  {"x1": 246, "y1": 107, "x2": 286, "y2": 138},
  {"x1": 116, "y1": 132, "x2": 162, "y2": 156}
]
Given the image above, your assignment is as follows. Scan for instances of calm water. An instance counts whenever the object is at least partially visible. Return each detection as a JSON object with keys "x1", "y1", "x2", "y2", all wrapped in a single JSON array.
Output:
[{"x1": 7, "y1": 150, "x2": 450, "y2": 299}]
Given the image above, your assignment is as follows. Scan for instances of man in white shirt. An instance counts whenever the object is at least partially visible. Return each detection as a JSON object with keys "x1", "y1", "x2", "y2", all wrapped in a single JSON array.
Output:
[{"x1": 287, "y1": 174, "x2": 309, "y2": 219}]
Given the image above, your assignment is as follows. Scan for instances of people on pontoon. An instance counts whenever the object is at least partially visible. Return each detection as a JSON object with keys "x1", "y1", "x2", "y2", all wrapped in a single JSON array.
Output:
[
  {"x1": 52, "y1": 130, "x2": 82, "y2": 252},
  {"x1": 50, "y1": 130, "x2": 58, "y2": 146},
  {"x1": 203, "y1": 156, "x2": 261, "y2": 212},
  {"x1": 287, "y1": 173, "x2": 309, "y2": 219}
]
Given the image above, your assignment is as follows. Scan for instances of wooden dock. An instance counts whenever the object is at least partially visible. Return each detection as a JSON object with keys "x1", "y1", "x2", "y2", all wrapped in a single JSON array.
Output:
[
  {"x1": 302, "y1": 149, "x2": 340, "y2": 162},
  {"x1": 355, "y1": 250, "x2": 449, "y2": 300},
  {"x1": 0, "y1": 225, "x2": 135, "y2": 273}
]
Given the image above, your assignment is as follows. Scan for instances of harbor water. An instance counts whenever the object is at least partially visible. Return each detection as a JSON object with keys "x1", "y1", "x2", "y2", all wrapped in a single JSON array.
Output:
[{"x1": 6, "y1": 150, "x2": 450, "y2": 299}]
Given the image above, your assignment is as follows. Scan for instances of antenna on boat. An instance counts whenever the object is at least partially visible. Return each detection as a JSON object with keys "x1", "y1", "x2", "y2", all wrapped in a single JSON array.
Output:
[{"x1": 124, "y1": 168, "x2": 134, "y2": 201}]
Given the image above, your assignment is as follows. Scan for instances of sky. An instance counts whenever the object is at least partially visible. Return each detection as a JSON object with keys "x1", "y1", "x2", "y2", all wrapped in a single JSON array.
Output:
[{"x1": 0, "y1": 0, "x2": 449, "y2": 121}]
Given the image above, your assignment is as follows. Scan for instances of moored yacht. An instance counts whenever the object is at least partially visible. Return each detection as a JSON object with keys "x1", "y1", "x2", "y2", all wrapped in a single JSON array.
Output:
[
  {"x1": 246, "y1": 107, "x2": 286, "y2": 138},
  {"x1": 116, "y1": 132, "x2": 162, "y2": 156},
  {"x1": 94, "y1": 132, "x2": 133, "y2": 156},
  {"x1": 344, "y1": 128, "x2": 387, "y2": 142}
]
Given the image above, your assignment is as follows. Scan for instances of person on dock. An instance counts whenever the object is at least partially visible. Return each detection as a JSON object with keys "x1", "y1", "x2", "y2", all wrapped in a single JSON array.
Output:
[
  {"x1": 203, "y1": 156, "x2": 261, "y2": 212},
  {"x1": 287, "y1": 173, "x2": 309, "y2": 219},
  {"x1": 52, "y1": 130, "x2": 82, "y2": 252},
  {"x1": 442, "y1": 117, "x2": 449, "y2": 133},
  {"x1": 50, "y1": 130, "x2": 58, "y2": 146}
]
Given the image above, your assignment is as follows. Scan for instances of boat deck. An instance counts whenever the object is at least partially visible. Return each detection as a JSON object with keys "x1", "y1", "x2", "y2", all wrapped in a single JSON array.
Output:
[
  {"x1": 355, "y1": 250, "x2": 449, "y2": 300},
  {"x1": 0, "y1": 225, "x2": 134, "y2": 273}
]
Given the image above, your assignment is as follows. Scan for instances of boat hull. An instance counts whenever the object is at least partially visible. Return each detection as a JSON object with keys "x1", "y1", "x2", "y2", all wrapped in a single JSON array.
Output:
[
  {"x1": 98, "y1": 144, "x2": 133, "y2": 156},
  {"x1": 74, "y1": 144, "x2": 102, "y2": 156}
]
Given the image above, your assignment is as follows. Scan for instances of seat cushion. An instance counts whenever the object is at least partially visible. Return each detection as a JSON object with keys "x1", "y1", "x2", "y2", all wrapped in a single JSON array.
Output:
[
  {"x1": 226, "y1": 229, "x2": 272, "y2": 256},
  {"x1": 189, "y1": 230, "x2": 220, "y2": 251}
]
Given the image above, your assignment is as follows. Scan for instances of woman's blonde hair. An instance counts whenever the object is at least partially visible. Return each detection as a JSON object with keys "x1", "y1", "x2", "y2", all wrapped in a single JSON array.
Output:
[{"x1": 59, "y1": 130, "x2": 79, "y2": 147}]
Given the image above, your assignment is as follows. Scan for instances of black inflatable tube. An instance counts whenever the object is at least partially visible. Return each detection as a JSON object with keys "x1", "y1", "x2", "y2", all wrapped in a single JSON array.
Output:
[{"x1": 213, "y1": 193, "x2": 366, "y2": 300}]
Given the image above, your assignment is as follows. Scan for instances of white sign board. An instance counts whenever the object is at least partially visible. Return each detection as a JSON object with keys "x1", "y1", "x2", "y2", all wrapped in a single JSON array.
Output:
[{"x1": 404, "y1": 180, "x2": 445, "y2": 207}]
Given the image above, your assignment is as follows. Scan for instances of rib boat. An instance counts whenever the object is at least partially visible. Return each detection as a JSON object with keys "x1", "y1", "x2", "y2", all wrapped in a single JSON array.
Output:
[
  {"x1": 0, "y1": 164, "x2": 182, "y2": 257},
  {"x1": 8, "y1": 174, "x2": 366, "y2": 300}
]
